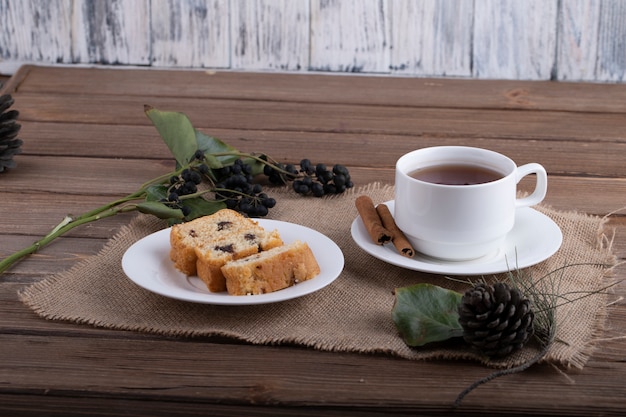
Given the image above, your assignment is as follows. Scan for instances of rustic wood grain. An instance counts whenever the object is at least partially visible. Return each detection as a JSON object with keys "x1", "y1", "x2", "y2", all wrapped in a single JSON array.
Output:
[
  {"x1": 151, "y1": 0, "x2": 230, "y2": 68},
  {"x1": 1, "y1": 65, "x2": 625, "y2": 416},
  {"x1": 473, "y1": 0, "x2": 558, "y2": 80},
  {"x1": 4, "y1": 329, "x2": 624, "y2": 417},
  {"x1": 309, "y1": 0, "x2": 390, "y2": 73},
  {"x1": 595, "y1": 0, "x2": 626, "y2": 82},
  {"x1": 0, "y1": 0, "x2": 72, "y2": 64},
  {"x1": 14, "y1": 67, "x2": 626, "y2": 112},
  {"x1": 389, "y1": 0, "x2": 473, "y2": 77},
  {"x1": 557, "y1": 0, "x2": 601, "y2": 81},
  {"x1": 72, "y1": 0, "x2": 151, "y2": 65},
  {"x1": 2, "y1": 1, "x2": 626, "y2": 82},
  {"x1": 231, "y1": 0, "x2": 309, "y2": 70},
  {"x1": 15, "y1": 121, "x2": 626, "y2": 180},
  {"x1": 12, "y1": 91, "x2": 626, "y2": 146}
]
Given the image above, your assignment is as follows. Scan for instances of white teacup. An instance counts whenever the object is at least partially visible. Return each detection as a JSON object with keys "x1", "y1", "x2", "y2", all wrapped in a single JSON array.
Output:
[{"x1": 394, "y1": 146, "x2": 547, "y2": 261}]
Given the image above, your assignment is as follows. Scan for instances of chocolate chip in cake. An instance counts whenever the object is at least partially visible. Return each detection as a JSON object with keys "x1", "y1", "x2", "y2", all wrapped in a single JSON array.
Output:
[
  {"x1": 214, "y1": 244, "x2": 235, "y2": 253},
  {"x1": 244, "y1": 233, "x2": 257, "y2": 241},
  {"x1": 189, "y1": 230, "x2": 197, "y2": 238},
  {"x1": 217, "y1": 221, "x2": 232, "y2": 231}
]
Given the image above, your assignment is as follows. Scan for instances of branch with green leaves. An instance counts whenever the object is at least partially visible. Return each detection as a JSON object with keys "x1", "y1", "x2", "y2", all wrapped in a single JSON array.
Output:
[{"x1": 0, "y1": 106, "x2": 353, "y2": 275}]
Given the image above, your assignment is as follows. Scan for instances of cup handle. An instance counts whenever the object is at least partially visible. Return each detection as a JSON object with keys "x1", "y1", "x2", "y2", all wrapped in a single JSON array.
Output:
[{"x1": 515, "y1": 163, "x2": 548, "y2": 208}]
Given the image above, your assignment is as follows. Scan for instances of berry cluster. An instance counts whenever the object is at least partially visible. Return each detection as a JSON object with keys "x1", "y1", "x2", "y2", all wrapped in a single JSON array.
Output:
[
  {"x1": 166, "y1": 166, "x2": 205, "y2": 216},
  {"x1": 163, "y1": 151, "x2": 210, "y2": 216},
  {"x1": 214, "y1": 159, "x2": 276, "y2": 217},
  {"x1": 263, "y1": 162, "x2": 298, "y2": 185},
  {"x1": 263, "y1": 159, "x2": 353, "y2": 197},
  {"x1": 163, "y1": 151, "x2": 353, "y2": 219}
]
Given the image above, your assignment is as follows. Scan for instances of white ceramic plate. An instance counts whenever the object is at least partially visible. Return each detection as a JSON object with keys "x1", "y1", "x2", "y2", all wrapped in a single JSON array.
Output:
[
  {"x1": 351, "y1": 200, "x2": 562, "y2": 276},
  {"x1": 122, "y1": 219, "x2": 344, "y2": 305}
]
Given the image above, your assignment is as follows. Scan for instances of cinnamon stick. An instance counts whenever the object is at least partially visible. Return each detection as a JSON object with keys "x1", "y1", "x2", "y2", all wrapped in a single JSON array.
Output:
[
  {"x1": 355, "y1": 195, "x2": 392, "y2": 245},
  {"x1": 376, "y1": 203, "x2": 415, "y2": 258}
]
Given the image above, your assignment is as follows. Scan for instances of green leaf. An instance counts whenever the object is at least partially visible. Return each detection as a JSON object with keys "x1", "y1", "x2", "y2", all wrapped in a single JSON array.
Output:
[
  {"x1": 145, "y1": 184, "x2": 168, "y2": 201},
  {"x1": 136, "y1": 201, "x2": 185, "y2": 220},
  {"x1": 392, "y1": 283, "x2": 464, "y2": 347},
  {"x1": 181, "y1": 196, "x2": 226, "y2": 222},
  {"x1": 145, "y1": 106, "x2": 198, "y2": 169},
  {"x1": 195, "y1": 130, "x2": 239, "y2": 168},
  {"x1": 241, "y1": 154, "x2": 267, "y2": 176}
]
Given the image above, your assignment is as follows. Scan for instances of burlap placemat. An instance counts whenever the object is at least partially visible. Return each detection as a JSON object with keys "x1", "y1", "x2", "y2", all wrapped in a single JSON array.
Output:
[{"x1": 19, "y1": 184, "x2": 618, "y2": 369}]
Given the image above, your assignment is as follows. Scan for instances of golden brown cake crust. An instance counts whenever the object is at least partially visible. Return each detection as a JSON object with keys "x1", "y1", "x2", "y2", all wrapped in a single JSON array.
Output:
[
  {"x1": 169, "y1": 209, "x2": 283, "y2": 292},
  {"x1": 221, "y1": 241, "x2": 320, "y2": 296}
]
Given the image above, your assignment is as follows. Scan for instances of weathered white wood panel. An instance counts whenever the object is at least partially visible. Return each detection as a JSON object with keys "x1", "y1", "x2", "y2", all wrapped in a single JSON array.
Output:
[
  {"x1": 556, "y1": 0, "x2": 601, "y2": 81},
  {"x1": 1, "y1": 0, "x2": 626, "y2": 82},
  {"x1": 72, "y1": 0, "x2": 151, "y2": 65},
  {"x1": 231, "y1": 0, "x2": 309, "y2": 70},
  {"x1": 310, "y1": 0, "x2": 390, "y2": 73},
  {"x1": 595, "y1": 0, "x2": 626, "y2": 82},
  {"x1": 389, "y1": 0, "x2": 473, "y2": 77},
  {"x1": 0, "y1": 0, "x2": 72, "y2": 64},
  {"x1": 473, "y1": 0, "x2": 558, "y2": 80},
  {"x1": 150, "y1": 0, "x2": 230, "y2": 68}
]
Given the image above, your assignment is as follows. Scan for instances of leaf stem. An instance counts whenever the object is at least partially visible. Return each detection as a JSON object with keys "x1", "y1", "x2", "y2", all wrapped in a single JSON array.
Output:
[
  {"x1": 453, "y1": 342, "x2": 551, "y2": 408},
  {"x1": 0, "y1": 203, "x2": 136, "y2": 274},
  {"x1": 0, "y1": 170, "x2": 174, "y2": 275},
  {"x1": 212, "y1": 151, "x2": 296, "y2": 176}
]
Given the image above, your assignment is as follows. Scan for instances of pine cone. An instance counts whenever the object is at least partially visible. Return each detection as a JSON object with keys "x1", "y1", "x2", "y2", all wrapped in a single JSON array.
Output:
[
  {"x1": 0, "y1": 89, "x2": 23, "y2": 173},
  {"x1": 458, "y1": 282, "x2": 534, "y2": 358}
]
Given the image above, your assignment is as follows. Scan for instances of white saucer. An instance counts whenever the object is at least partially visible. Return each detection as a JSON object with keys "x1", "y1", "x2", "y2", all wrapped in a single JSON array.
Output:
[
  {"x1": 122, "y1": 219, "x2": 344, "y2": 305},
  {"x1": 351, "y1": 200, "x2": 562, "y2": 276}
]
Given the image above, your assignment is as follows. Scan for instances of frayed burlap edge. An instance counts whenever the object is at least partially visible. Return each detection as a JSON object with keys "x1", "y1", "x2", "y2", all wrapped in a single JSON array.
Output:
[{"x1": 535, "y1": 202, "x2": 621, "y2": 370}]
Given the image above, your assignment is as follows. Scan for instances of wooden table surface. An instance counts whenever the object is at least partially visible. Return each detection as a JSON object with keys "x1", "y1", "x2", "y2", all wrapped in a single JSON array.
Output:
[{"x1": 1, "y1": 65, "x2": 625, "y2": 416}]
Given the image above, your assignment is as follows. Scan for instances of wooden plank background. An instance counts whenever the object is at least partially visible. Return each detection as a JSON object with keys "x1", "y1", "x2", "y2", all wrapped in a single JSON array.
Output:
[{"x1": 0, "y1": 0, "x2": 625, "y2": 82}]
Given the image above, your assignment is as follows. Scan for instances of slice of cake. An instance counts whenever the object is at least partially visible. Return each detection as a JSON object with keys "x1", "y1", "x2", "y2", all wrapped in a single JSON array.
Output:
[
  {"x1": 170, "y1": 209, "x2": 283, "y2": 291},
  {"x1": 221, "y1": 241, "x2": 320, "y2": 296}
]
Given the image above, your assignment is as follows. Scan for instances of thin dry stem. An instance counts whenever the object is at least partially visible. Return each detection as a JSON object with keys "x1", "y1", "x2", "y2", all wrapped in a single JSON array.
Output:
[{"x1": 453, "y1": 263, "x2": 616, "y2": 407}]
